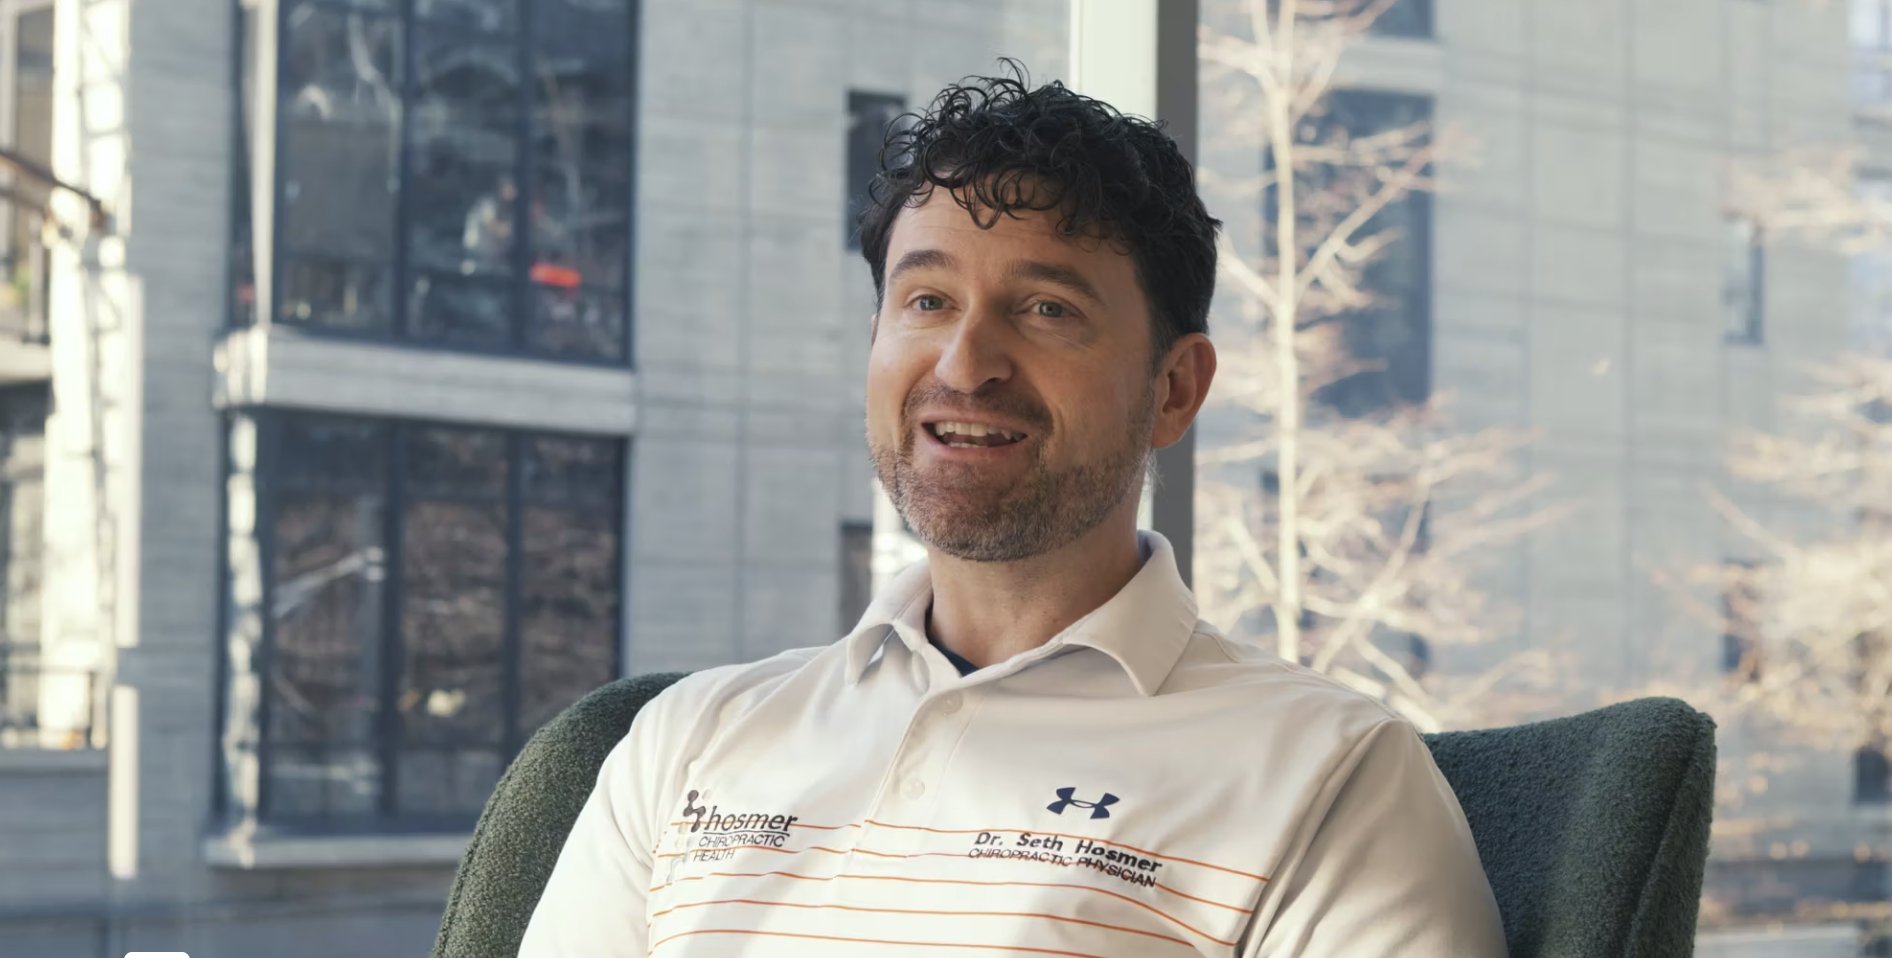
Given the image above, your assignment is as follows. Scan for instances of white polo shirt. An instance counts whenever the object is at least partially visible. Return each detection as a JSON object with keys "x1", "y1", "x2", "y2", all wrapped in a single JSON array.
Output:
[{"x1": 521, "y1": 533, "x2": 1506, "y2": 957}]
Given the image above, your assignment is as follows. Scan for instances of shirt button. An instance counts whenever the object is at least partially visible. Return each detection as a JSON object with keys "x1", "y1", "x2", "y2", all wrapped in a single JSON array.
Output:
[
  {"x1": 903, "y1": 780, "x2": 927, "y2": 800},
  {"x1": 938, "y1": 693, "x2": 963, "y2": 714}
]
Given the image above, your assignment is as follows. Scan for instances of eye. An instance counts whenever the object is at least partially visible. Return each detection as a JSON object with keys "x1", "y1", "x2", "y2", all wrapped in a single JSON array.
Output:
[
  {"x1": 1032, "y1": 300, "x2": 1068, "y2": 319},
  {"x1": 913, "y1": 294, "x2": 946, "y2": 311}
]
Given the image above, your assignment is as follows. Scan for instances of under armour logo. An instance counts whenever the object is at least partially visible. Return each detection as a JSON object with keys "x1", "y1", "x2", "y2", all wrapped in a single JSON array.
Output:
[
  {"x1": 682, "y1": 790, "x2": 708, "y2": 832},
  {"x1": 1047, "y1": 787, "x2": 1119, "y2": 819}
]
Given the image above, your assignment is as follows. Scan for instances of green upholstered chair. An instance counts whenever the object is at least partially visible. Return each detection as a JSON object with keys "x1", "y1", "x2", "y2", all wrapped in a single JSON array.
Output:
[{"x1": 431, "y1": 675, "x2": 1716, "y2": 958}]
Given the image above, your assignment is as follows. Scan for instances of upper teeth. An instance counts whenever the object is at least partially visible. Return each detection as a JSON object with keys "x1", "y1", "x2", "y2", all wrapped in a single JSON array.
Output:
[{"x1": 935, "y1": 421, "x2": 1021, "y2": 441}]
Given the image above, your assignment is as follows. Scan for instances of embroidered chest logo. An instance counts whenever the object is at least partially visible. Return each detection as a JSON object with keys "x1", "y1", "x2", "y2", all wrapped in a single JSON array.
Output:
[
  {"x1": 682, "y1": 790, "x2": 709, "y2": 831},
  {"x1": 1047, "y1": 787, "x2": 1120, "y2": 819},
  {"x1": 676, "y1": 789, "x2": 801, "y2": 843}
]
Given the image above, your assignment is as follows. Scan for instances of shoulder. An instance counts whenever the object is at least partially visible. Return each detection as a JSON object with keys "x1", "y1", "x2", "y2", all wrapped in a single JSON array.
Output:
[
  {"x1": 1165, "y1": 623, "x2": 1399, "y2": 719},
  {"x1": 624, "y1": 644, "x2": 838, "y2": 749},
  {"x1": 1150, "y1": 623, "x2": 1414, "y2": 776}
]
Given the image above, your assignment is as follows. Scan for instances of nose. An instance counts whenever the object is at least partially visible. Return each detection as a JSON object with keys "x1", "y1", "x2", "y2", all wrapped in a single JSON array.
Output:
[{"x1": 933, "y1": 305, "x2": 1014, "y2": 394}]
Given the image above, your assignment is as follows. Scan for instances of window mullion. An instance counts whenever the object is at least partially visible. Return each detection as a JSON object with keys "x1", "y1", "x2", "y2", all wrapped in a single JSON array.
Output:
[
  {"x1": 502, "y1": 432, "x2": 525, "y2": 759},
  {"x1": 392, "y1": 0, "x2": 416, "y2": 340},
  {"x1": 266, "y1": 0, "x2": 289, "y2": 330},
  {"x1": 378, "y1": 422, "x2": 408, "y2": 818},
  {"x1": 512, "y1": 0, "x2": 536, "y2": 352},
  {"x1": 254, "y1": 409, "x2": 281, "y2": 820}
]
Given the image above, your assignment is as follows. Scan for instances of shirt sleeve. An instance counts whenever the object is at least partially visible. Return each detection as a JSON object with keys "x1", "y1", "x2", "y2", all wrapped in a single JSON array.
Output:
[
  {"x1": 1245, "y1": 718, "x2": 1508, "y2": 958},
  {"x1": 518, "y1": 710, "x2": 667, "y2": 958}
]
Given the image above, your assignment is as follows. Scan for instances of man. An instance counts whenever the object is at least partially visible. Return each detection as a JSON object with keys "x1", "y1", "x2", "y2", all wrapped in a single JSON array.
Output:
[{"x1": 521, "y1": 73, "x2": 1505, "y2": 957}]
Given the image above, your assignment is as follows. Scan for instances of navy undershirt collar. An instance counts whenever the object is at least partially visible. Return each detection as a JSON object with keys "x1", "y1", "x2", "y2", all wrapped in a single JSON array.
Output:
[
  {"x1": 925, "y1": 605, "x2": 981, "y2": 676},
  {"x1": 933, "y1": 639, "x2": 980, "y2": 676}
]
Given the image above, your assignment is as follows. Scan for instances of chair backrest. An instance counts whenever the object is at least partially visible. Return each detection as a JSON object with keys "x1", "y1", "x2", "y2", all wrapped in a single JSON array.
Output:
[
  {"x1": 1423, "y1": 697, "x2": 1717, "y2": 958},
  {"x1": 432, "y1": 672, "x2": 688, "y2": 958},
  {"x1": 433, "y1": 677, "x2": 1715, "y2": 958}
]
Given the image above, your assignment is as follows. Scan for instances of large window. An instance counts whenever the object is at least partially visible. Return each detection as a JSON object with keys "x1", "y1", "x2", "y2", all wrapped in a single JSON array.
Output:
[
  {"x1": 1308, "y1": 89, "x2": 1434, "y2": 418},
  {"x1": 228, "y1": 411, "x2": 623, "y2": 830},
  {"x1": 249, "y1": 0, "x2": 636, "y2": 362},
  {"x1": 846, "y1": 91, "x2": 905, "y2": 250}
]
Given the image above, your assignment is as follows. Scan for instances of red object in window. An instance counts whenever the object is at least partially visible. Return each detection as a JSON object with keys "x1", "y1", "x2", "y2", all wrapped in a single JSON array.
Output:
[{"x1": 531, "y1": 262, "x2": 582, "y2": 288}]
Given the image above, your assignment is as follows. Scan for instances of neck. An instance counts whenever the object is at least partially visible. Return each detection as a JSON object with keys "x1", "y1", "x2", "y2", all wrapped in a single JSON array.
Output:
[{"x1": 924, "y1": 495, "x2": 1145, "y2": 668}]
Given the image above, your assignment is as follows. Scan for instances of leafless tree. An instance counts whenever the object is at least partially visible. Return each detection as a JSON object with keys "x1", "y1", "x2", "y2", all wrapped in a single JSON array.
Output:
[
  {"x1": 1194, "y1": 0, "x2": 1566, "y2": 731},
  {"x1": 1685, "y1": 357, "x2": 1892, "y2": 752}
]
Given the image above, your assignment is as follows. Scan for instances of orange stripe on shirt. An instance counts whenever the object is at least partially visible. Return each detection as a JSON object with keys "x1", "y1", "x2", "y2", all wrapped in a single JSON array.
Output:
[
  {"x1": 645, "y1": 868, "x2": 1238, "y2": 946},
  {"x1": 653, "y1": 847, "x2": 1252, "y2": 912},
  {"x1": 647, "y1": 927, "x2": 1130, "y2": 957},
  {"x1": 648, "y1": 897, "x2": 1193, "y2": 947}
]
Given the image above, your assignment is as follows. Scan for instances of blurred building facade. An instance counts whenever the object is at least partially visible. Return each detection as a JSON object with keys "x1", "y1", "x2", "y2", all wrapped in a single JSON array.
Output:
[
  {"x1": 1194, "y1": 0, "x2": 1867, "y2": 945},
  {"x1": 0, "y1": 0, "x2": 1064, "y2": 954}
]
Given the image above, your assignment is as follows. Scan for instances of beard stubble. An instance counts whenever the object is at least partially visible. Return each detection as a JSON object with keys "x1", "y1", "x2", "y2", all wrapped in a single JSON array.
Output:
[{"x1": 868, "y1": 380, "x2": 1157, "y2": 563}]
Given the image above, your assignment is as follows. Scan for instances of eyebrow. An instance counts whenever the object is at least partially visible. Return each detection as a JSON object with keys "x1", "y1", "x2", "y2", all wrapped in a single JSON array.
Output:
[
  {"x1": 1008, "y1": 260, "x2": 1105, "y2": 307},
  {"x1": 888, "y1": 248, "x2": 958, "y2": 284},
  {"x1": 888, "y1": 249, "x2": 1106, "y2": 308}
]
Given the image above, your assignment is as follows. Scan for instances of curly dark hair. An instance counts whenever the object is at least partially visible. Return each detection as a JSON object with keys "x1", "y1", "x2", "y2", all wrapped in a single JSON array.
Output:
[{"x1": 856, "y1": 66, "x2": 1220, "y2": 369}]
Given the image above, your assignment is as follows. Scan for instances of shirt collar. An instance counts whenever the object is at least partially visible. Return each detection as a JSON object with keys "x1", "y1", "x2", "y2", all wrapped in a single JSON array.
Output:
[{"x1": 841, "y1": 531, "x2": 1199, "y2": 696}]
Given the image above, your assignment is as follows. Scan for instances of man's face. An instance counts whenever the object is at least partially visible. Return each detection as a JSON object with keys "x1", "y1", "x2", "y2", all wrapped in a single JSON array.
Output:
[{"x1": 866, "y1": 190, "x2": 1160, "y2": 562}]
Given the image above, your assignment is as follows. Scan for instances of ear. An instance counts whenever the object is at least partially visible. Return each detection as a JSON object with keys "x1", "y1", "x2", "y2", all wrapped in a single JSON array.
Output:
[
  {"x1": 1151, "y1": 333, "x2": 1217, "y2": 450},
  {"x1": 869, "y1": 310, "x2": 880, "y2": 345}
]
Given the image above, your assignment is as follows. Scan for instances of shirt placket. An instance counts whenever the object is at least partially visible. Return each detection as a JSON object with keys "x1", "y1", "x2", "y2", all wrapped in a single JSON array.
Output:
[{"x1": 856, "y1": 681, "x2": 982, "y2": 860}]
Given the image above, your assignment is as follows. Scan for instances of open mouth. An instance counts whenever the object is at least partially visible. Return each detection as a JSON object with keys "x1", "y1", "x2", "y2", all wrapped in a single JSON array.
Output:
[{"x1": 925, "y1": 420, "x2": 1028, "y2": 449}]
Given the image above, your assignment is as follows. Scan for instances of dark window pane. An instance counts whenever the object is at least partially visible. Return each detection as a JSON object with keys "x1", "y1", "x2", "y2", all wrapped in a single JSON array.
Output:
[
  {"x1": 3, "y1": 9, "x2": 53, "y2": 338},
  {"x1": 532, "y1": 0, "x2": 633, "y2": 292},
  {"x1": 1308, "y1": 90, "x2": 1433, "y2": 418},
  {"x1": 266, "y1": 492, "x2": 387, "y2": 818},
  {"x1": 239, "y1": 413, "x2": 626, "y2": 829},
  {"x1": 406, "y1": 426, "x2": 507, "y2": 499},
  {"x1": 279, "y1": 256, "x2": 394, "y2": 333},
  {"x1": 527, "y1": 284, "x2": 625, "y2": 360},
  {"x1": 415, "y1": 0, "x2": 516, "y2": 33},
  {"x1": 410, "y1": 42, "x2": 520, "y2": 277},
  {"x1": 280, "y1": 6, "x2": 401, "y2": 261},
  {"x1": 523, "y1": 436, "x2": 619, "y2": 506},
  {"x1": 846, "y1": 91, "x2": 905, "y2": 250},
  {"x1": 1403, "y1": 634, "x2": 1431, "y2": 680},
  {"x1": 409, "y1": 274, "x2": 513, "y2": 347},
  {"x1": 1724, "y1": 215, "x2": 1764, "y2": 345},
  {"x1": 266, "y1": 747, "x2": 381, "y2": 819},
  {"x1": 1369, "y1": 0, "x2": 1432, "y2": 39},
  {"x1": 232, "y1": 4, "x2": 259, "y2": 327},
  {"x1": 1860, "y1": 746, "x2": 1892, "y2": 804},
  {"x1": 396, "y1": 746, "x2": 502, "y2": 817},
  {"x1": 398, "y1": 499, "x2": 506, "y2": 816},
  {"x1": 520, "y1": 507, "x2": 616, "y2": 731},
  {"x1": 14, "y1": 10, "x2": 51, "y2": 165},
  {"x1": 0, "y1": 384, "x2": 49, "y2": 646},
  {"x1": 278, "y1": 414, "x2": 388, "y2": 491}
]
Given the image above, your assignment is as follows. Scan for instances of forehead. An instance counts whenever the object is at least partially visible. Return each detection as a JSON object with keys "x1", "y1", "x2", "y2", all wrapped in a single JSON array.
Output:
[{"x1": 885, "y1": 189, "x2": 1139, "y2": 288}]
